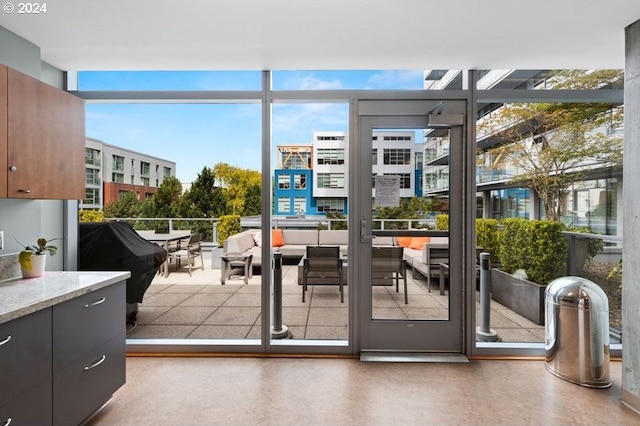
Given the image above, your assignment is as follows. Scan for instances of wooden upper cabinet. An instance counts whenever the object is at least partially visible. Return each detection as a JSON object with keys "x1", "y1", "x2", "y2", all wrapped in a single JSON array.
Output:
[
  {"x1": 5, "y1": 67, "x2": 85, "y2": 199},
  {"x1": 0, "y1": 65, "x2": 7, "y2": 198}
]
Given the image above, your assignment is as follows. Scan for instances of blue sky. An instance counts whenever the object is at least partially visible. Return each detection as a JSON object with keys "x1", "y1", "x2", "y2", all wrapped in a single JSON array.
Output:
[{"x1": 81, "y1": 70, "x2": 425, "y2": 182}]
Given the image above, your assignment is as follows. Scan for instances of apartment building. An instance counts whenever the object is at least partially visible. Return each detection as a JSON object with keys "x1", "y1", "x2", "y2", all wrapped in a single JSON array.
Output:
[
  {"x1": 83, "y1": 137, "x2": 177, "y2": 210},
  {"x1": 274, "y1": 131, "x2": 423, "y2": 215},
  {"x1": 422, "y1": 69, "x2": 623, "y2": 236}
]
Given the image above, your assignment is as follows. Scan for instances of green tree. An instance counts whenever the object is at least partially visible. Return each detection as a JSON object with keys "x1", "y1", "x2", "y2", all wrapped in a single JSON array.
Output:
[
  {"x1": 242, "y1": 182, "x2": 262, "y2": 216},
  {"x1": 480, "y1": 70, "x2": 624, "y2": 221},
  {"x1": 212, "y1": 163, "x2": 261, "y2": 215},
  {"x1": 179, "y1": 166, "x2": 229, "y2": 218},
  {"x1": 103, "y1": 191, "x2": 142, "y2": 218},
  {"x1": 139, "y1": 176, "x2": 183, "y2": 231}
]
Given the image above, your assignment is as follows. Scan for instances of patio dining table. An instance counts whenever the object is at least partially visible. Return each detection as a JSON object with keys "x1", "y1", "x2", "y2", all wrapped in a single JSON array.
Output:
[{"x1": 139, "y1": 232, "x2": 191, "y2": 277}]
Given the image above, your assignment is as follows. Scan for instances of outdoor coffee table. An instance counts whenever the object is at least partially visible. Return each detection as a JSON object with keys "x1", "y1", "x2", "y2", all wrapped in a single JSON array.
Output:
[{"x1": 221, "y1": 252, "x2": 253, "y2": 284}]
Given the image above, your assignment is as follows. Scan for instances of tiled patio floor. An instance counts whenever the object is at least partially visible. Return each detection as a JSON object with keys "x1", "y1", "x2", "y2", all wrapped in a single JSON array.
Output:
[{"x1": 127, "y1": 254, "x2": 545, "y2": 342}]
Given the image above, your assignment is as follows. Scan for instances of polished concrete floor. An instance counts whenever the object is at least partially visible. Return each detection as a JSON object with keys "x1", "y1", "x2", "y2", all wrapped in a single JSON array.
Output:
[{"x1": 88, "y1": 357, "x2": 637, "y2": 425}]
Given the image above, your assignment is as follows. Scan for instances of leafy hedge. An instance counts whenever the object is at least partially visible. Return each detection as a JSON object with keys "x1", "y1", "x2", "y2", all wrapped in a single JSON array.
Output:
[
  {"x1": 427, "y1": 214, "x2": 568, "y2": 285},
  {"x1": 433, "y1": 215, "x2": 500, "y2": 260},
  {"x1": 498, "y1": 218, "x2": 567, "y2": 285},
  {"x1": 79, "y1": 210, "x2": 104, "y2": 222},
  {"x1": 498, "y1": 218, "x2": 530, "y2": 273},
  {"x1": 217, "y1": 215, "x2": 241, "y2": 245},
  {"x1": 476, "y1": 218, "x2": 499, "y2": 259},
  {"x1": 435, "y1": 214, "x2": 449, "y2": 230}
]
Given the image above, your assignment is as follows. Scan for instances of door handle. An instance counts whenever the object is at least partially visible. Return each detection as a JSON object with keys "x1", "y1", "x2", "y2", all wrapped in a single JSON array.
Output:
[{"x1": 360, "y1": 219, "x2": 374, "y2": 243}]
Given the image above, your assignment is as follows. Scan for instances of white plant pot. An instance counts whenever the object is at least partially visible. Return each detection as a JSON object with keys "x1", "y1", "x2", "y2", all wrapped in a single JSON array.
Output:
[{"x1": 20, "y1": 253, "x2": 47, "y2": 279}]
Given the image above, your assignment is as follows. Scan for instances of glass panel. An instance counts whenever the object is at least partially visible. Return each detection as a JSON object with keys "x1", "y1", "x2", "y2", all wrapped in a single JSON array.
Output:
[
  {"x1": 371, "y1": 128, "x2": 449, "y2": 321},
  {"x1": 272, "y1": 70, "x2": 425, "y2": 90},
  {"x1": 82, "y1": 101, "x2": 262, "y2": 342},
  {"x1": 271, "y1": 103, "x2": 349, "y2": 342},
  {"x1": 78, "y1": 70, "x2": 262, "y2": 91},
  {"x1": 475, "y1": 96, "x2": 623, "y2": 345}
]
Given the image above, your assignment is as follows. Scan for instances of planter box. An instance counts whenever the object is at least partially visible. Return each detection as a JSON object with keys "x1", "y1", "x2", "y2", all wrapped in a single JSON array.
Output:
[{"x1": 491, "y1": 268, "x2": 546, "y2": 325}]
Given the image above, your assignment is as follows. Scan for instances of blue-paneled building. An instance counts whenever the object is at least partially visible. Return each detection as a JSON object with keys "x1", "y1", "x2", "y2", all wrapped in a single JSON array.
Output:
[{"x1": 273, "y1": 131, "x2": 423, "y2": 216}]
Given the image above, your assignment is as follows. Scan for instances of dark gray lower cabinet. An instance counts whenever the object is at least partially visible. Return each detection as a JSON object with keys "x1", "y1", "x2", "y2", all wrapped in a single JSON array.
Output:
[
  {"x1": 0, "y1": 378, "x2": 53, "y2": 425},
  {"x1": 53, "y1": 333, "x2": 126, "y2": 426},
  {"x1": 0, "y1": 280, "x2": 126, "y2": 425},
  {"x1": 52, "y1": 281, "x2": 126, "y2": 425},
  {"x1": 0, "y1": 308, "x2": 52, "y2": 426}
]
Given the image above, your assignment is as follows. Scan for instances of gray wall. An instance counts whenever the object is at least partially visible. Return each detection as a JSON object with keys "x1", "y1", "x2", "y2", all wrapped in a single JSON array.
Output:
[
  {"x1": 0, "y1": 26, "x2": 67, "y2": 271},
  {"x1": 623, "y1": 19, "x2": 640, "y2": 413},
  {"x1": 0, "y1": 26, "x2": 40, "y2": 78},
  {"x1": 41, "y1": 60, "x2": 65, "y2": 89}
]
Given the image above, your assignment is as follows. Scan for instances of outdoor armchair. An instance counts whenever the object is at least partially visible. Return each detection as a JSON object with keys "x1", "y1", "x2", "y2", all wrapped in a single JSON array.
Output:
[
  {"x1": 372, "y1": 246, "x2": 408, "y2": 304},
  {"x1": 169, "y1": 233, "x2": 204, "y2": 276},
  {"x1": 302, "y1": 246, "x2": 344, "y2": 303}
]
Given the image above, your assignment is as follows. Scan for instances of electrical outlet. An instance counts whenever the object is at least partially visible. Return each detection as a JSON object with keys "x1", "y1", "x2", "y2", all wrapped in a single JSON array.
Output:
[{"x1": 0, "y1": 231, "x2": 3, "y2": 250}]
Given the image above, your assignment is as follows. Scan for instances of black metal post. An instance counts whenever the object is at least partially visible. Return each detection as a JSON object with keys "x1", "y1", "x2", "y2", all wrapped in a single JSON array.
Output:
[{"x1": 271, "y1": 252, "x2": 290, "y2": 339}]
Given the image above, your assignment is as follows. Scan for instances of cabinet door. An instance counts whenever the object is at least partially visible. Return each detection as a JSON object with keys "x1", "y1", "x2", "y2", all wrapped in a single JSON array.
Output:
[
  {"x1": 0, "y1": 377, "x2": 52, "y2": 426},
  {"x1": 53, "y1": 333, "x2": 125, "y2": 426},
  {"x1": 0, "y1": 308, "x2": 52, "y2": 406},
  {"x1": 7, "y1": 67, "x2": 85, "y2": 199},
  {"x1": 53, "y1": 281, "x2": 126, "y2": 370},
  {"x1": 0, "y1": 65, "x2": 7, "y2": 198}
]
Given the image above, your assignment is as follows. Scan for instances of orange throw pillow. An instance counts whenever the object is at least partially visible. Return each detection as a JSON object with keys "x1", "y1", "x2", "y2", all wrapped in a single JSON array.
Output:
[
  {"x1": 408, "y1": 236, "x2": 431, "y2": 250},
  {"x1": 272, "y1": 229, "x2": 285, "y2": 247},
  {"x1": 396, "y1": 236, "x2": 413, "y2": 248}
]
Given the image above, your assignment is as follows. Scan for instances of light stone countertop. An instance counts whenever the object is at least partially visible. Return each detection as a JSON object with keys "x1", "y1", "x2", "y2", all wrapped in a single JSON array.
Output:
[{"x1": 0, "y1": 271, "x2": 131, "y2": 325}]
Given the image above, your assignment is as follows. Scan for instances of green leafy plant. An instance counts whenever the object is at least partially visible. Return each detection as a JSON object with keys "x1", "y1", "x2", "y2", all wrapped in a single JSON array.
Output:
[
  {"x1": 526, "y1": 221, "x2": 567, "y2": 285},
  {"x1": 608, "y1": 259, "x2": 622, "y2": 281},
  {"x1": 497, "y1": 219, "x2": 567, "y2": 285},
  {"x1": 435, "y1": 214, "x2": 449, "y2": 230},
  {"x1": 79, "y1": 210, "x2": 105, "y2": 222},
  {"x1": 476, "y1": 218, "x2": 499, "y2": 260},
  {"x1": 497, "y1": 218, "x2": 529, "y2": 273},
  {"x1": 217, "y1": 215, "x2": 241, "y2": 245},
  {"x1": 15, "y1": 236, "x2": 60, "y2": 256},
  {"x1": 15, "y1": 237, "x2": 60, "y2": 272}
]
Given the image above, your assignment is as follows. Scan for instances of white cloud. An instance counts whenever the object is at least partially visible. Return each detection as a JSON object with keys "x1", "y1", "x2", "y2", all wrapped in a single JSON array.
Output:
[
  {"x1": 279, "y1": 72, "x2": 343, "y2": 90},
  {"x1": 272, "y1": 103, "x2": 348, "y2": 144},
  {"x1": 365, "y1": 70, "x2": 424, "y2": 89}
]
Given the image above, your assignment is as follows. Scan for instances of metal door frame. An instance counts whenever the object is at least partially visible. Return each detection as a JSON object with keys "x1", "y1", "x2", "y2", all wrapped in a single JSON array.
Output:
[{"x1": 350, "y1": 99, "x2": 471, "y2": 354}]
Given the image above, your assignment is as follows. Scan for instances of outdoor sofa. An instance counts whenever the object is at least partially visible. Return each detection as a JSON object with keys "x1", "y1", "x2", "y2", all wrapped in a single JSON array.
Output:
[{"x1": 223, "y1": 229, "x2": 448, "y2": 283}]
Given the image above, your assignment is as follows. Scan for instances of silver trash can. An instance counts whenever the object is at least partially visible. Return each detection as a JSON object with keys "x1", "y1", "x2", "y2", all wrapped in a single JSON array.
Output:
[{"x1": 545, "y1": 276, "x2": 611, "y2": 388}]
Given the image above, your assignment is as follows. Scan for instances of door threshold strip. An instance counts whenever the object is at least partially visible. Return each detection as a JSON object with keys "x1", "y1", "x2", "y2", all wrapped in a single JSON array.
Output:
[{"x1": 360, "y1": 352, "x2": 469, "y2": 363}]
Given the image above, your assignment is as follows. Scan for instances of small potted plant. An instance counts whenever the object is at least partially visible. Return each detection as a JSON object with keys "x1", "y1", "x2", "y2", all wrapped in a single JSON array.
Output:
[{"x1": 15, "y1": 237, "x2": 60, "y2": 278}]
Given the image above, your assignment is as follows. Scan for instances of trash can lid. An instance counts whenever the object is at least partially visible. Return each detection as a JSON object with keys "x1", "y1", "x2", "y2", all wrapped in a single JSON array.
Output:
[{"x1": 546, "y1": 276, "x2": 609, "y2": 311}]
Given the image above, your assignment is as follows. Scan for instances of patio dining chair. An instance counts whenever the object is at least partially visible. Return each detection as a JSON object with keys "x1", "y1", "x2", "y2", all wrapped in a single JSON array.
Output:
[
  {"x1": 169, "y1": 233, "x2": 204, "y2": 276},
  {"x1": 372, "y1": 246, "x2": 408, "y2": 304},
  {"x1": 302, "y1": 246, "x2": 344, "y2": 303}
]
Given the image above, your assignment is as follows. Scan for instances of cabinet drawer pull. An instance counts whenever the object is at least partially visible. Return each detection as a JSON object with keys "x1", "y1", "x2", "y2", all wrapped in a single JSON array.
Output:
[
  {"x1": 84, "y1": 297, "x2": 106, "y2": 308},
  {"x1": 4, "y1": 418, "x2": 12, "y2": 426},
  {"x1": 18, "y1": 189, "x2": 31, "y2": 193},
  {"x1": 0, "y1": 335, "x2": 11, "y2": 346},
  {"x1": 84, "y1": 354, "x2": 106, "y2": 371}
]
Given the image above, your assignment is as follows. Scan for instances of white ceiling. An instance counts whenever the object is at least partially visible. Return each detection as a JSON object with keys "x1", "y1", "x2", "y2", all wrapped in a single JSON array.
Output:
[{"x1": 1, "y1": 0, "x2": 639, "y2": 71}]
